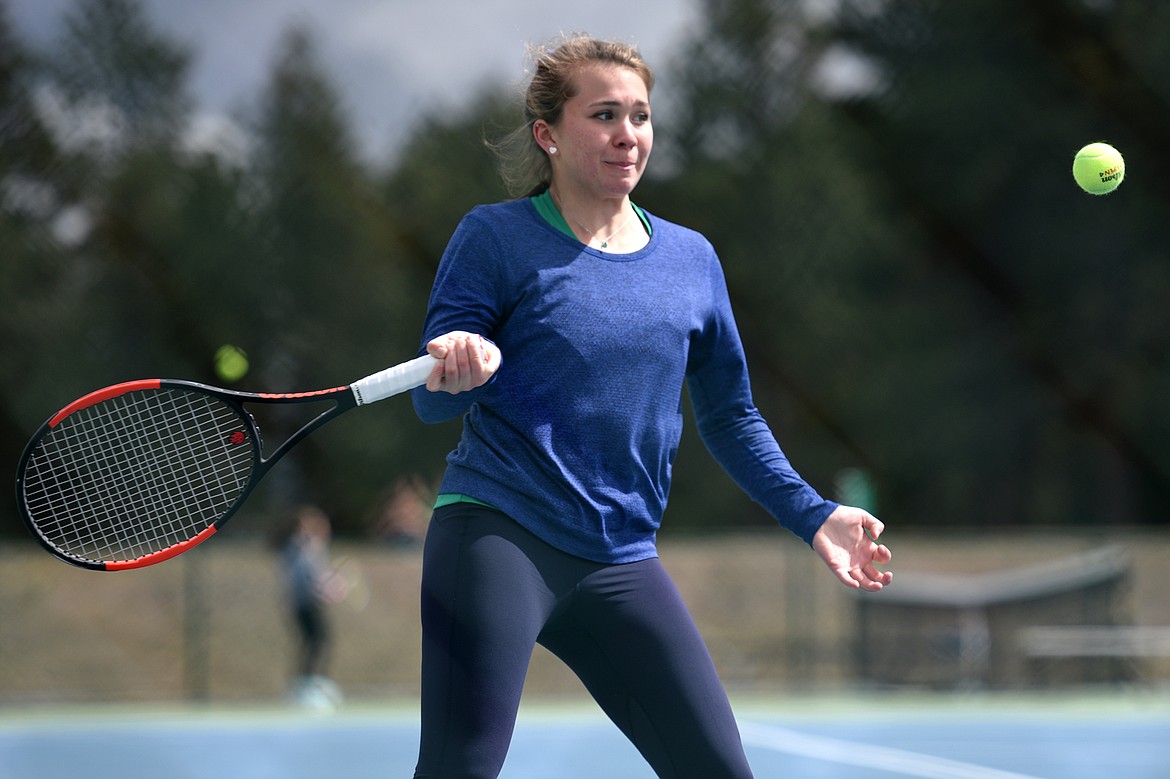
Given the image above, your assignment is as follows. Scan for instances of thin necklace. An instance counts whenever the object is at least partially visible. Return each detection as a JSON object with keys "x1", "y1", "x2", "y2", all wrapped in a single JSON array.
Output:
[{"x1": 550, "y1": 188, "x2": 634, "y2": 250}]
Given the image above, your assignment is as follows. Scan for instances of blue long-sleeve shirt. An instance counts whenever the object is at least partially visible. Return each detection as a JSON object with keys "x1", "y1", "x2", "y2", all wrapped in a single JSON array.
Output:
[{"x1": 412, "y1": 198, "x2": 837, "y2": 563}]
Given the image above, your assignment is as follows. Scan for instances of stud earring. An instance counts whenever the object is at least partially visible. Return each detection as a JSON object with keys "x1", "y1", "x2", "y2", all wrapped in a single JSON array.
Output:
[{"x1": 548, "y1": 146, "x2": 557, "y2": 155}]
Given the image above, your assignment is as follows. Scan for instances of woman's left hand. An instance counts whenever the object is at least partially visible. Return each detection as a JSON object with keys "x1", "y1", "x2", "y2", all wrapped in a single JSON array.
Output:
[
  {"x1": 811, "y1": 505, "x2": 893, "y2": 591},
  {"x1": 424, "y1": 331, "x2": 500, "y2": 394}
]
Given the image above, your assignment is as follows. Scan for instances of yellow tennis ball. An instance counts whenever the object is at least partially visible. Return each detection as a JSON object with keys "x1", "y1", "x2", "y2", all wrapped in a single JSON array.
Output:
[
  {"x1": 214, "y1": 344, "x2": 249, "y2": 383},
  {"x1": 1072, "y1": 142, "x2": 1124, "y2": 195}
]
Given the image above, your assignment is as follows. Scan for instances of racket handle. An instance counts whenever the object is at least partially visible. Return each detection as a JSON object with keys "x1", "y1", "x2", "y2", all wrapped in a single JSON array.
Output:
[{"x1": 351, "y1": 355, "x2": 438, "y2": 405}]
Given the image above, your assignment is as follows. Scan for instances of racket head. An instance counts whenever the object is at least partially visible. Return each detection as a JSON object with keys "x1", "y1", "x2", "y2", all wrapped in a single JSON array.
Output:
[
  {"x1": 16, "y1": 379, "x2": 262, "y2": 570},
  {"x1": 328, "y1": 557, "x2": 370, "y2": 612}
]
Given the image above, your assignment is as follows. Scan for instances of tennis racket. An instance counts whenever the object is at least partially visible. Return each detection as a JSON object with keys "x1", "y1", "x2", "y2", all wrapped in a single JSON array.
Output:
[
  {"x1": 325, "y1": 556, "x2": 370, "y2": 612},
  {"x1": 16, "y1": 355, "x2": 437, "y2": 571}
]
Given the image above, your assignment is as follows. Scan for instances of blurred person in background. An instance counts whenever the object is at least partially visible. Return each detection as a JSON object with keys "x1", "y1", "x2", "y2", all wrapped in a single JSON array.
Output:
[{"x1": 279, "y1": 504, "x2": 346, "y2": 709}]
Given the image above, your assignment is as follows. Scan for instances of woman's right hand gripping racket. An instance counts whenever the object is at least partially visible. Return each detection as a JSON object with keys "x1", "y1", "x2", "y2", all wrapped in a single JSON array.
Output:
[{"x1": 15, "y1": 355, "x2": 437, "y2": 571}]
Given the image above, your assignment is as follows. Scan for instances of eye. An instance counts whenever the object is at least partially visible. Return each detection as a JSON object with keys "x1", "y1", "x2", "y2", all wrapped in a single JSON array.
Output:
[{"x1": 594, "y1": 110, "x2": 615, "y2": 121}]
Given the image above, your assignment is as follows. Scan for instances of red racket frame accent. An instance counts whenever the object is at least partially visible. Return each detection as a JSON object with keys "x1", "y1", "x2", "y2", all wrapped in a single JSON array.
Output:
[
  {"x1": 49, "y1": 380, "x2": 162, "y2": 427},
  {"x1": 104, "y1": 526, "x2": 219, "y2": 571}
]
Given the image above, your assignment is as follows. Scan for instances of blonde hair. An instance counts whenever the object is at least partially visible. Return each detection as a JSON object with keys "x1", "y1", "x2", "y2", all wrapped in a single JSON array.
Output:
[{"x1": 492, "y1": 34, "x2": 655, "y2": 197}]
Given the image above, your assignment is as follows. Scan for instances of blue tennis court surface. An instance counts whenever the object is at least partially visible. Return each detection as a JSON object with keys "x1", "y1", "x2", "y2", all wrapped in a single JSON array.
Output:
[{"x1": 1, "y1": 693, "x2": 1166, "y2": 778}]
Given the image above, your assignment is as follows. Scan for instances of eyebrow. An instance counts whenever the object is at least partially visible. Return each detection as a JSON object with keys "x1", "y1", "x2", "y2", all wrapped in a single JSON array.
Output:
[{"x1": 588, "y1": 98, "x2": 651, "y2": 109}]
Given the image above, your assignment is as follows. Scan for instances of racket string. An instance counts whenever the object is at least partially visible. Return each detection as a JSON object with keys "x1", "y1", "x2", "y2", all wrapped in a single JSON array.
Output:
[{"x1": 21, "y1": 388, "x2": 257, "y2": 564}]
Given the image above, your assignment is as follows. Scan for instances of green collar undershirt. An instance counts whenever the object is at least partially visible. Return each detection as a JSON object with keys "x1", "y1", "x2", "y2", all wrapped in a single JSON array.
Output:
[{"x1": 530, "y1": 189, "x2": 652, "y2": 246}]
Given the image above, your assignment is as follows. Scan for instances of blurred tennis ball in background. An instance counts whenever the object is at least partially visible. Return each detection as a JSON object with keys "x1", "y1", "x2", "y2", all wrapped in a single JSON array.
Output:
[
  {"x1": 214, "y1": 344, "x2": 249, "y2": 383},
  {"x1": 1072, "y1": 142, "x2": 1124, "y2": 195}
]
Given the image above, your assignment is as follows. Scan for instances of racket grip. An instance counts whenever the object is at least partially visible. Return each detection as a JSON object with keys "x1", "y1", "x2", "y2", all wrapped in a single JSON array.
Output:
[{"x1": 351, "y1": 355, "x2": 438, "y2": 405}]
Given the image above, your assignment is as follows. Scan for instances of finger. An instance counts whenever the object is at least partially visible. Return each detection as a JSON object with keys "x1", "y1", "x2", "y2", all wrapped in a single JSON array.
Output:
[
  {"x1": 425, "y1": 361, "x2": 446, "y2": 392},
  {"x1": 861, "y1": 562, "x2": 891, "y2": 587},
  {"x1": 425, "y1": 337, "x2": 450, "y2": 360},
  {"x1": 853, "y1": 567, "x2": 885, "y2": 592},
  {"x1": 466, "y1": 337, "x2": 484, "y2": 387},
  {"x1": 443, "y1": 337, "x2": 468, "y2": 394},
  {"x1": 862, "y1": 515, "x2": 885, "y2": 542},
  {"x1": 872, "y1": 544, "x2": 892, "y2": 565},
  {"x1": 471, "y1": 335, "x2": 490, "y2": 380},
  {"x1": 835, "y1": 566, "x2": 861, "y2": 589},
  {"x1": 424, "y1": 337, "x2": 450, "y2": 391},
  {"x1": 851, "y1": 566, "x2": 884, "y2": 591},
  {"x1": 482, "y1": 339, "x2": 502, "y2": 374},
  {"x1": 456, "y1": 334, "x2": 473, "y2": 374}
]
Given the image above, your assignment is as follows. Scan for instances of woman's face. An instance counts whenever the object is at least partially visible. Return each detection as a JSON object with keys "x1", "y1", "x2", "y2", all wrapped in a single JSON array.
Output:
[{"x1": 538, "y1": 63, "x2": 653, "y2": 200}]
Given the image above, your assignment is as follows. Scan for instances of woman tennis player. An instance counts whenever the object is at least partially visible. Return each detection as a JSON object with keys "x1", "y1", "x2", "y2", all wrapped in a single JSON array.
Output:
[{"x1": 411, "y1": 34, "x2": 892, "y2": 779}]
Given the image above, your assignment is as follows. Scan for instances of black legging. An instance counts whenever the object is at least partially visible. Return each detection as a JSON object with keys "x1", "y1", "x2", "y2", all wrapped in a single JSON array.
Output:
[
  {"x1": 413, "y1": 503, "x2": 755, "y2": 779},
  {"x1": 293, "y1": 602, "x2": 328, "y2": 679}
]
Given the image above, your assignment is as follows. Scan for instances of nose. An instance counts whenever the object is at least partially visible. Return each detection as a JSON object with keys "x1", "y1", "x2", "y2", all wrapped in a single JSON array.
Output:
[{"x1": 614, "y1": 119, "x2": 637, "y2": 147}]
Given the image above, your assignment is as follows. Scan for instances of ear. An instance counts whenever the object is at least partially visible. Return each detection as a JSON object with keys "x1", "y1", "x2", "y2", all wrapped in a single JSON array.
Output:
[{"x1": 533, "y1": 120, "x2": 557, "y2": 154}]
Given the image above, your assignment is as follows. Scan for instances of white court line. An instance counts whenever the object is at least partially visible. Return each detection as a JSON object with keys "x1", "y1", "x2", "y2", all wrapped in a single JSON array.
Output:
[{"x1": 738, "y1": 721, "x2": 1044, "y2": 779}]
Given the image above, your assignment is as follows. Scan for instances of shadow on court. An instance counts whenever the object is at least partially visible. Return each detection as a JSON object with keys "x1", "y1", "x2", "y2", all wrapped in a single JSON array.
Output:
[{"x1": 1, "y1": 693, "x2": 1167, "y2": 779}]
